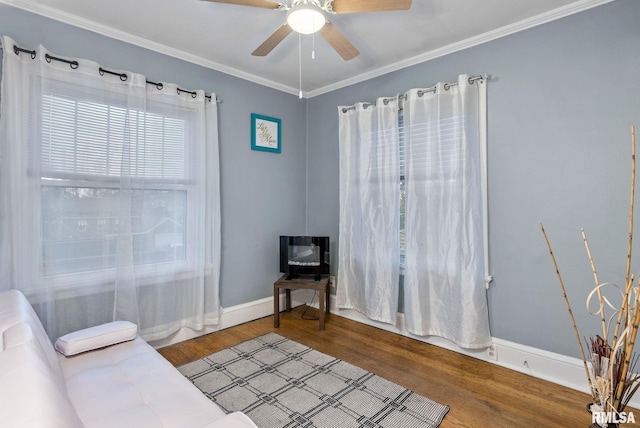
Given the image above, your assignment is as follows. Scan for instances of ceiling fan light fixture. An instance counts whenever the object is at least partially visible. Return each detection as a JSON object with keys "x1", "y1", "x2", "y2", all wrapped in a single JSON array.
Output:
[{"x1": 286, "y1": 4, "x2": 325, "y2": 35}]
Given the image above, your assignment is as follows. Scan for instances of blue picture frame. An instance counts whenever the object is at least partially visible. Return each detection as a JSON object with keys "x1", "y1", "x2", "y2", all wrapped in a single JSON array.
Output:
[{"x1": 251, "y1": 113, "x2": 281, "y2": 153}]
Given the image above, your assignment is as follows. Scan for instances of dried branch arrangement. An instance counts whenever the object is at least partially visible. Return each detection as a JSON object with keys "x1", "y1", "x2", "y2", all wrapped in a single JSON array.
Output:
[{"x1": 541, "y1": 126, "x2": 640, "y2": 419}]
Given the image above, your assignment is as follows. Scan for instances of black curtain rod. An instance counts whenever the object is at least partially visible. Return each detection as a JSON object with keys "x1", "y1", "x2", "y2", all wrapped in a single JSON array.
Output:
[{"x1": 12, "y1": 44, "x2": 221, "y2": 103}]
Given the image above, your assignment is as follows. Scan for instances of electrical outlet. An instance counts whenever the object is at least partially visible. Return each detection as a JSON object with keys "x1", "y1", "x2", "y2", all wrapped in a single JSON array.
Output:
[
  {"x1": 329, "y1": 275, "x2": 336, "y2": 288},
  {"x1": 487, "y1": 345, "x2": 497, "y2": 361}
]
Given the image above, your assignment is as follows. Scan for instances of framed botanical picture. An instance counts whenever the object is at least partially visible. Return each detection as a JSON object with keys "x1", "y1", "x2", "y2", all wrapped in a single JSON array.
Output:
[{"x1": 251, "y1": 113, "x2": 281, "y2": 153}]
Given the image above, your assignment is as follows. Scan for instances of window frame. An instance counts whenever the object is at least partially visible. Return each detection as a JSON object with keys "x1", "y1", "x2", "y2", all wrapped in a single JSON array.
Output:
[{"x1": 35, "y1": 84, "x2": 198, "y2": 285}]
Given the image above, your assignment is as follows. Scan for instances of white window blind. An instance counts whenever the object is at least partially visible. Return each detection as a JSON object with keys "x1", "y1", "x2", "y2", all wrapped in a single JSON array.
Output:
[
  {"x1": 40, "y1": 89, "x2": 192, "y2": 182},
  {"x1": 404, "y1": 115, "x2": 464, "y2": 182},
  {"x1": 37, "y1": 86, "x2": 194, "y2": 276},
  {"x1": 399, "y1": 114, "x2": 463, "y2": 261}
]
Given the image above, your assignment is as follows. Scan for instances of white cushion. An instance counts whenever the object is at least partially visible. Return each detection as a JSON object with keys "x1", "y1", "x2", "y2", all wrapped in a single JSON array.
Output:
[
  {"x1": 58, "y1": 337, "x2": 232, "y2": 428},
  {"x1": 55, "y1": 321, "x2": 137, "y2": 356},
  {"x1": 0, "y1": 290, "x2": 65, "y2": 384},
  {"x1": 0, "y1": 292, "x2": 85, "y2": 428},
  {"x1": 0, "y1": 344, "x2": 85, "y2": 428}
]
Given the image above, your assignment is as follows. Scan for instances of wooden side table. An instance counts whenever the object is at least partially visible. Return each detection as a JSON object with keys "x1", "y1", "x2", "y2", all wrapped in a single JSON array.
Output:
[{"x1": 274, "y1": 274, "x2": 330, "y2": 330}]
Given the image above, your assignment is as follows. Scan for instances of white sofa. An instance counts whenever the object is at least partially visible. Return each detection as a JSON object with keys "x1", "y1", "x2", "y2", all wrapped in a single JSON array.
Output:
[{"x1": 0, "y1": 289, "x2": 258, "y2": 428}]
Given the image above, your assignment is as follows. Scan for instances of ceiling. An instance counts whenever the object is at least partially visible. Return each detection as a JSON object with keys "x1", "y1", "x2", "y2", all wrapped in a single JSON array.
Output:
[{"x1": 0, "y1": 0, "x2": 611, "y2": 97}]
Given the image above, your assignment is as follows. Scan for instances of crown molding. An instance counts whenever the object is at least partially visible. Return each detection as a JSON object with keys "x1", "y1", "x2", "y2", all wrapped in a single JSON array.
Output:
[
  {"x1": 305, "y1": 0, "x2": 615, "y2": 98},
  {"x1": 0, "y1": 0, "x2": 614, "y2": 99},
  {"x1": 0, "y1": 0, "x2": 301, "y2": 97}
]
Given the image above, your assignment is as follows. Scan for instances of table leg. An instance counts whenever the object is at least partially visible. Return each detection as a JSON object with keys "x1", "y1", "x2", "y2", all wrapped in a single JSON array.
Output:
[
  {"x1": 285, "y1": 289, "x2": 292, "y2": 312},
  {"x1": 274, "y1": 287, "x2": 280, "y2": 328},
  {"x1": 319, "y1": 288, "x2": 325, "y2": 331},
  {"x1": 325, "y1": 283, "x2": 330, "y2": 314}
]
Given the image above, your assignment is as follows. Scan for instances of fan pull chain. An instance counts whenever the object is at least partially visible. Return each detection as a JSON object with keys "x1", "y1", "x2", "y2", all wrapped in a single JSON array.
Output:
[
  {"x1": 298, "y1": 32, "x2": 303, "y2": 99},
  {"x1": 312, "y1": 12, "x2": 316, "y2": 60}
]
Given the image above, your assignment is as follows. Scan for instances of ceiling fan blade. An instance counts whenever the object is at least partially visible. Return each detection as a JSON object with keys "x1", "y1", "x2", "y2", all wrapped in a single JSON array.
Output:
[
  {"x1": 319, "y1": 22, "x2": 359, "y2": 61},
  {"x1": 330, "y1": 0, "x2": 411, "y2": 14},
  {"x1": 251, "y1": 24, "x2": 293, "y2": 56},
  {"x1": 200, "y1": 0, "x2": 281, "y2": 9}
]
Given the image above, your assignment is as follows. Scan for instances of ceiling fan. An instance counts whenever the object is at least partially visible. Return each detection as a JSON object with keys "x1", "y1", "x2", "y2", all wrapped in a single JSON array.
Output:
[{"x1": 201, "y1": 0, "x2": 412, "y2": 61}]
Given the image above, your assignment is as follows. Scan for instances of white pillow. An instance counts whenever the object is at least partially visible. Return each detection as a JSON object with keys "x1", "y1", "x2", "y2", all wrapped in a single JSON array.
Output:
[{"x1": 55, "y1": 321, "x2": 137, "y2": 356}]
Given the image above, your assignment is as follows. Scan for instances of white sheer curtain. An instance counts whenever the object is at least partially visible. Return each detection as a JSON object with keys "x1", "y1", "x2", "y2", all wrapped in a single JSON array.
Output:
[
  {"x1": 336, "y1": 75, "x2": 490, "y2": 348},
  {"x1": 336, "y1": 97, "x2": 401, "y2": 325},
  {"x1": 0, "y1": 36, "x2": 221, "y2": 342},
  {"x1": 403, "y1": 75, "x2": 490, "y2": 348}
]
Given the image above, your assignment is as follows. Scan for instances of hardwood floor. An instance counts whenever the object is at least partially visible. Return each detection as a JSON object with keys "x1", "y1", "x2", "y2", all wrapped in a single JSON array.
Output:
[{"x1": 158, "y1": 306, "x2": 622, "y2": 428}]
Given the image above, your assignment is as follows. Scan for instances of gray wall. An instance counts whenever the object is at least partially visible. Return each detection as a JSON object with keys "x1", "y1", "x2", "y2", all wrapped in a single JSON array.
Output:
[
  {"x1": 0, "y1": 4, "x2": 309, "y2": 307},
  {"x1": 306, "y1": 0, "x2": 640, "y2": 358},
  {"x1": 3, "y1": 0, "x2": 640, "y2": 359}
]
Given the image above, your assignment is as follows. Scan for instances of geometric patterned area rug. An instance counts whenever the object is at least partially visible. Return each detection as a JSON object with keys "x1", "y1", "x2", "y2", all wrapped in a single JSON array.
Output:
[{"x1": 178, "y1": 332, "x2": 449, "y2": 428}]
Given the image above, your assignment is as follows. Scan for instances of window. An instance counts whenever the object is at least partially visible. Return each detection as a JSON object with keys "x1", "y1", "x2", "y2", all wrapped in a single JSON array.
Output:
[
  {"x1": 337, "y1": 76, "x2": 489, "y2": 345},
  {"x1": 398, "y1": 111, "x2": 466, "y2": 270},
  {"x1": 1, "y1": 36, "x2": 221, "y2": 341},
  {"x1": 37, "y1": 88, "x2": 194, "y2": 278}
]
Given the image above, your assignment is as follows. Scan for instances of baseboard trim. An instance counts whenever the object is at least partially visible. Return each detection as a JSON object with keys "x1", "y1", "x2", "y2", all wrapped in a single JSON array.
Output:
[
  {"x1": 153, "y1": 290, "x2": 639, "y2": 409},
  {"x1": 322, "y1": 295, "x2": 640, "y2": 409},
  {"x1": 150, "y1": 289, "x2": 315, "y2": 349}
]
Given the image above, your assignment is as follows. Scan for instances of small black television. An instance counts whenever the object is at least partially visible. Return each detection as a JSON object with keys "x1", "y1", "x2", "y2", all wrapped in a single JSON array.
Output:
[{"x1": 279, "y1": 236, "x2": 330, "y2": 281}]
